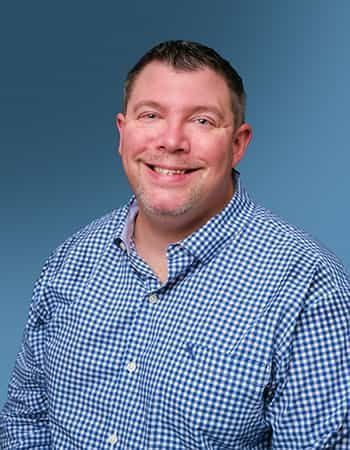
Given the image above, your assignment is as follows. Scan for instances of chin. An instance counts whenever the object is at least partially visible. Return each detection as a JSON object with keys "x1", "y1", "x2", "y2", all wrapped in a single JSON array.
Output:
[
  {"x1": 136, "y1": 186, "x2": 203, "y2": 219},
  {"x1": 139, "y1": 196, "x2": 194, "y2": 218},
  {"x1": 144, "y1": 203, "x2": 192, "y2": 217}
]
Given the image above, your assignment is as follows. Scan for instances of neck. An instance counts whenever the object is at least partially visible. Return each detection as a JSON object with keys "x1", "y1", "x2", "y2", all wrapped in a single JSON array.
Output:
[
  {"x1": 133, "y1": 212, "x2": 179, "y2": 283},
  {"x1": 134, "y1": 211, "x2": 192, "y2": 256},
  {"x1": 133, "y1": 208, "x2": 210, "y2": 284}
]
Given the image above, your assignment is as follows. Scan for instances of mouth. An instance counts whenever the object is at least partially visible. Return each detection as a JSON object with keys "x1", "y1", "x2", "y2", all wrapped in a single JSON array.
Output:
[{"x1": 146, "y1": 164, "x2": 197, "y2": 176}]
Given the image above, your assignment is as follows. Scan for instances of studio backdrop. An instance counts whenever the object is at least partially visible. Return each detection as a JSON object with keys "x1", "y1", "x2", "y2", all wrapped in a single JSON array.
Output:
[{"x1": 1, "y1": 0, "x2": 349, "y2": 405}]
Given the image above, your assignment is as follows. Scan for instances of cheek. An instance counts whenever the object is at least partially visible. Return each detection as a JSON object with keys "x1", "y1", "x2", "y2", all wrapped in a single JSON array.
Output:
[
  {"x1": 121, "y1": 127, "x2": 156, "y2": 158},
  {"x1": 194, "y1": 137, "x2": 233, "y2": 168},
  {"x1": 120, "y1": 136, "x2": 142, "y2": 161}
]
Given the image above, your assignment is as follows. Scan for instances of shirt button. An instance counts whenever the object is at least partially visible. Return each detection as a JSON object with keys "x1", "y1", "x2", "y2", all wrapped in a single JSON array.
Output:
[
  {"x1": 148, "y1": 293, "x2": 158, "y2": 304},
  {"x1": 107, "y1": 432, "x2": 118, "y2": 445},
  {"x1": 126, "y1": 361, "x2": 137, "y2": 373},
  {"x1": 119, "y1": 241, "x2": 126, "y2": 251}
]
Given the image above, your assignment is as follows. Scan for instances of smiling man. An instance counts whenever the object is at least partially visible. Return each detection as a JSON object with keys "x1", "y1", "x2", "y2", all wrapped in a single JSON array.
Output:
[
  {"x1": 1, "y1": 41, "x2": 349, "y2": 449},
  {"x1": 117, "y1": 59, "x2": 251, "y2": 282}
]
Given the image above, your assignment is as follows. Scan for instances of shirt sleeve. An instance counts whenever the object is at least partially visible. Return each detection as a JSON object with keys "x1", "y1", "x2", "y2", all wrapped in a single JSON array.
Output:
[
  {"x1": 266, "y1": 269, "x2": 350, "y2": 449},
  {"x1": 0, "y1": 250, "x2": 60, "y2": 449}
]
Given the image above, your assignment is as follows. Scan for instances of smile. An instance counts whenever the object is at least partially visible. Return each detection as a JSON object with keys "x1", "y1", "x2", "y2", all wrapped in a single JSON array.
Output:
[{"x1": 147, "y1": 164, "x2": 196, "y2": 176}]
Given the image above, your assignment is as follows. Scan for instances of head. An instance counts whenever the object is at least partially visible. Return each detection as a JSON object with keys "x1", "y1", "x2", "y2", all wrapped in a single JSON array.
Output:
[
  {"x1": 117, "y1": 41, "x2": 252, "y2": 238},
  {"x1": 123, "y1": 40, "x2": 246, "y2": 129}
]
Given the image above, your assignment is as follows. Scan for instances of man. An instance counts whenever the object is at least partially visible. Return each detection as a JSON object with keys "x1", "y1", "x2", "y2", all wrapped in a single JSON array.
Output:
[{"x1": 1, "y1": 41, "x2": 349, "y2": 449}]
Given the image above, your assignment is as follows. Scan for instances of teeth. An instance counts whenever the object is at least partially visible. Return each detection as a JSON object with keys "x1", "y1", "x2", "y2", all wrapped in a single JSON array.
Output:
[{"x1": 153, "y1": 166, "x2": 186, "y2": 175}]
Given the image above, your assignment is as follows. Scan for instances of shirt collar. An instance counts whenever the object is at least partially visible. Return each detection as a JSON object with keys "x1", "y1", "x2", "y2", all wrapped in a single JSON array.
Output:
[
  {"x1": 178, "y1": 171, "x2": 255, "y2": 264},
  {"x1": 115, "y1": 171, "x2": 255, "y2": 263},
  {"x1": 119, "y1": 201, "x2": 138, "y2": 253}
]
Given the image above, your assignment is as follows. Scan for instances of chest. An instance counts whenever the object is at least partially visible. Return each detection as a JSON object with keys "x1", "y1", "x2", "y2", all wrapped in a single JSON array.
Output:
[{"x1": 45, "y1": 249, "x2": 274, "y2": 448}]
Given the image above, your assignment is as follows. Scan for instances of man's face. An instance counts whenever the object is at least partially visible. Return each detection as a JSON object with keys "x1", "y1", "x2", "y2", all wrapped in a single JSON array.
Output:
[{"x1": 117, "y1": 61, "x2": 251, "y2": 232}]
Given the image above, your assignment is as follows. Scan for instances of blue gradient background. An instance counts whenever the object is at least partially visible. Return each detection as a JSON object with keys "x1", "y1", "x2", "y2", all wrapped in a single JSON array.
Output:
[{"x1": 1, "y1": 1, "x2": 349, "y2": 404}]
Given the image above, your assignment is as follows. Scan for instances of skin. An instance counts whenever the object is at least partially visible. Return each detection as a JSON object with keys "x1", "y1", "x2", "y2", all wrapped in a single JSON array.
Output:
[{"x1": 117, "y1": 61, "x2": 252, "y2": 281}]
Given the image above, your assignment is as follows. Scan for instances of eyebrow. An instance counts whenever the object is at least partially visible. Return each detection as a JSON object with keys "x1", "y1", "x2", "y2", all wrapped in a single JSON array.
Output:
[
  {"x1": 131, "y1": 101, "x2": 225, "y2": 121},
  {"x1": 132, "y1": 101, "x2": 164, "y2": 112}
]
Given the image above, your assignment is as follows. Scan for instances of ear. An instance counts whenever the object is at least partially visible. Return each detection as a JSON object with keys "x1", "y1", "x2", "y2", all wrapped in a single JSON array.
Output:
[
  {"x1": 231, "y1": 123, "x2": 253, "y2": 167},
  {"x1": 116, "y1": 113, "x2": 126, "y2": 155}
]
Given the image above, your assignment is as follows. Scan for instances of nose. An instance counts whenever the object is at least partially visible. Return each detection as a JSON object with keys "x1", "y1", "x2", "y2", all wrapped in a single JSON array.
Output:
[{"x1": 155, "y1": 119, "x2": 190, "y2": 153}]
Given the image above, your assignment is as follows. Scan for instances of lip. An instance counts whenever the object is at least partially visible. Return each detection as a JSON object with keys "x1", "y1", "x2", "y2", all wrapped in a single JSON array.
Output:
[
  {"x1": 144, "y1": 162, "x2": 199, "y2": 172},
  {"x1": 142, "y1": 162, "x2": 200, "y2": 184}
]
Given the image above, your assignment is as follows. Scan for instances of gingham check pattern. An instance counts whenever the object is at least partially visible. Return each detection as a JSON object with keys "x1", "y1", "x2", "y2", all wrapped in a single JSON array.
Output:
[{"x1": 1, "y1": 174, "x2": 349, "y2": 449}]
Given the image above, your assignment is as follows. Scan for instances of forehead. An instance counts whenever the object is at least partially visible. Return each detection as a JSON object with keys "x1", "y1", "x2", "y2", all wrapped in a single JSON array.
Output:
[{"x1": 127, "y1": 61, "x2": 232, "y2": 112}]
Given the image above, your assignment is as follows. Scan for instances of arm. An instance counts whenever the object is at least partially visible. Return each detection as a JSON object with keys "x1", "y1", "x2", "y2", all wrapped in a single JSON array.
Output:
[
  {"x1": 0, "y1": 253, "x2": 59, "y2": 449},
  {"x1": 267, "y1": 277, "x2": 350, "y2": 449}
]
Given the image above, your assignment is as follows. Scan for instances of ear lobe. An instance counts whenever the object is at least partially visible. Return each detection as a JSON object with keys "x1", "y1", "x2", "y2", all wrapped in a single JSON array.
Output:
[
  {"x1": 231, "y1": 123, "x2": 252, "y2": 167},
  {"x1": 116, "y1": 113, "x2": 125, "y2": 155}
]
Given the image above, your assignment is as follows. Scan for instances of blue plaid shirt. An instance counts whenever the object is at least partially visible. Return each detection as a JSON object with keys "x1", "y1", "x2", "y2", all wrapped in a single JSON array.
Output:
[{"x1": 1, "y1": 175, "x2": 349, "y2": 449}]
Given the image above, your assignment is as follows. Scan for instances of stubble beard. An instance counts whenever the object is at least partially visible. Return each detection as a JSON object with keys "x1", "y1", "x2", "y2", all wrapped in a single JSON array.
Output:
[{"x1": 134, "y1": 181, "x2": 203, "y2": 218}]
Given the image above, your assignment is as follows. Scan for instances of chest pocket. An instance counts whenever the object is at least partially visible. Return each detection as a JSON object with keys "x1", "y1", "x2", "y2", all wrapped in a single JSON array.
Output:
[{"x1": 154, "y1": 342, "x2": 271, "y2": 447}]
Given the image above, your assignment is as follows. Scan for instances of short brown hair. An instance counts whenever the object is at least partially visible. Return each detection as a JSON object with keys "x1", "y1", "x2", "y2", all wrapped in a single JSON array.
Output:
[{"x1": 123, "y1": 40, "x2": 246, "y2": 128}]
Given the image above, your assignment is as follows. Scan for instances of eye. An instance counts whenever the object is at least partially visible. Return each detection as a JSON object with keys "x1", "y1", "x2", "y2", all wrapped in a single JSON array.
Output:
[
  {"x1": 193, "y1": 117, "x2": 215, "y2": 127},
  {"x1": 138, "y1": 112, "x2": 159, "y2": 121}
]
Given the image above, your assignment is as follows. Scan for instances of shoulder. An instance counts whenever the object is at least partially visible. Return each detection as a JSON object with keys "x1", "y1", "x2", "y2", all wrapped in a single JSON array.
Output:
[
  {"x1": 246, "y1": 203, "x2": 349, "y2": 297},
  {"x1": 27, "y1": 205, "x2": 130, "y2": 322},
  {"x1": 248, "y1": 203, "x2": 338, "y2": 259},
  {"x1": 34, "y1": 205, "x2": 129, "y2": 292}
]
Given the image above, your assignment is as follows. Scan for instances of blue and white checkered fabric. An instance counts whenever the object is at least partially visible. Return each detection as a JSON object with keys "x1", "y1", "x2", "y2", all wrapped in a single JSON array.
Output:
[{"x1": 1, "y1": 174, "x2": 349, "y2": 449}]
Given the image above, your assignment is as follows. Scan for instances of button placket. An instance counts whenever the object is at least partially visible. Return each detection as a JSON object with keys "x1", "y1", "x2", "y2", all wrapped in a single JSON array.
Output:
[{"x1": 107, "y1": 283, "x2": 162, "y2": 444}]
